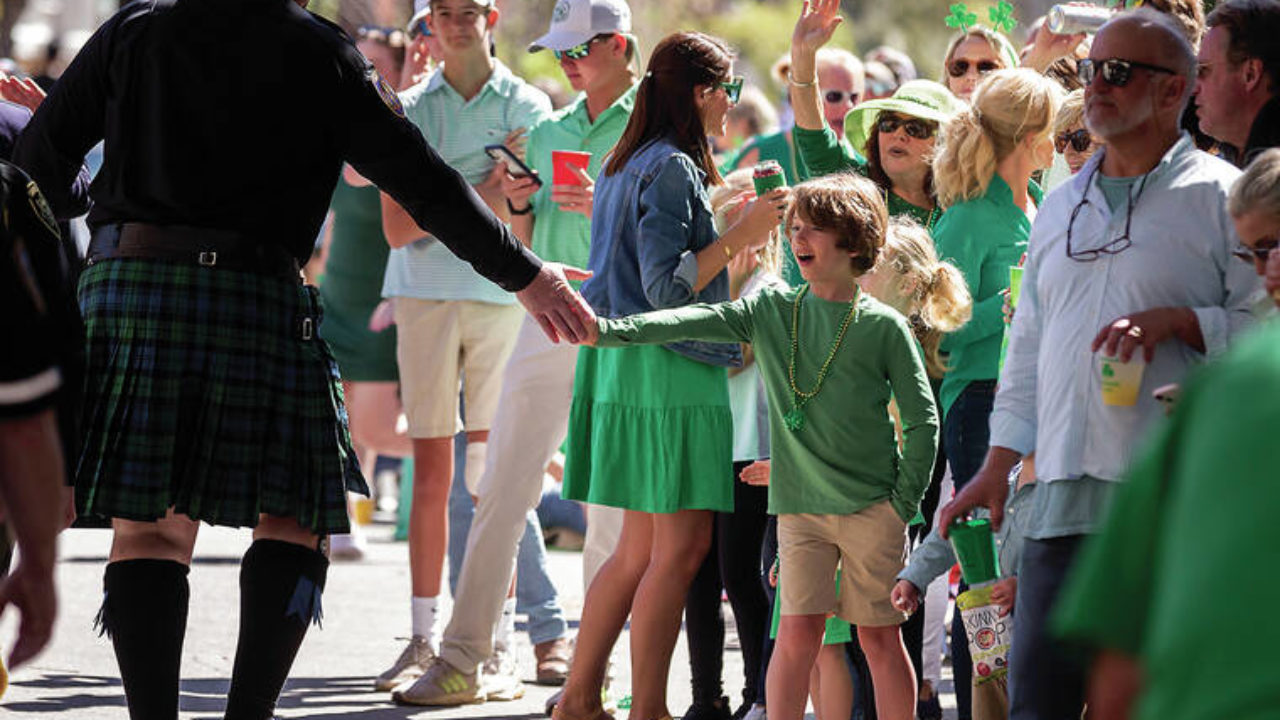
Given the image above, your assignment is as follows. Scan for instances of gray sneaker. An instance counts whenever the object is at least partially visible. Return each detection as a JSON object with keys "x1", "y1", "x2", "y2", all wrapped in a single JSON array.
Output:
[
  {"x1": 375, "y1": 636, "x2": 435, "y2": 691},
  {"x1": 480, "y1": 644, "x2": 525, "y2": 701},
  {"x1": 392, "y1": 657, "x2": 485, "y2": 706}
]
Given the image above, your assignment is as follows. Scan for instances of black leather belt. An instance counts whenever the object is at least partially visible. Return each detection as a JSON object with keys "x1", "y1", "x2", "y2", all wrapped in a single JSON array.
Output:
[{"x1": 87, "y1": 223, "x2": 303, "y2": 281}]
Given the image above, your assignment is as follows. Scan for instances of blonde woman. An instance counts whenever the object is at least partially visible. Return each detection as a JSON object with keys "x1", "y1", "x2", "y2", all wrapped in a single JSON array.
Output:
[
  {"x1": 940, "y1": 26, "x2": 1020, "y2": 102},
  {"x1": 929, "y1": 67, "x2": 1058, "y2": 717},
  {"x1": 1053, "y1": 89, "x2": 1103, "y2": 175}
]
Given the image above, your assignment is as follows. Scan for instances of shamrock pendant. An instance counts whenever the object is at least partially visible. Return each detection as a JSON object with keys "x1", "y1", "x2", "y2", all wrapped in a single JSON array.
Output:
[{"x1": 784, "y1": 407, "x2": 806, "y2": 432}]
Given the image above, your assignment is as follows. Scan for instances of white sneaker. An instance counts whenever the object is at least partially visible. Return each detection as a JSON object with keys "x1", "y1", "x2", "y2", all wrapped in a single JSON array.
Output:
[
  {"x1": 392, "y1": 657, "x2": 484, "y2": 706},
  {"x1": 742, "y1": 705, "x2": 767, "y2": 720},
  {"x1": 375, "y1": 636, "x2": 435, "y2": 691},
  {"x1": 329, "y1": 531, "x2": 366, "y2": 561},
  {"x1": 480, "y1": 644, "x2": 525, "y2": 701}
]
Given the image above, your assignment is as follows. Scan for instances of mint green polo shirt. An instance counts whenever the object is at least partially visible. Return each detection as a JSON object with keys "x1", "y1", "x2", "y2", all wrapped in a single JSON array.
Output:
[
  {"x1": 525, "y1": 84, "x2": 636, "y2": 273},
  {"x1": 382, "y1": 61, "x2": 551, "y2": 304}
]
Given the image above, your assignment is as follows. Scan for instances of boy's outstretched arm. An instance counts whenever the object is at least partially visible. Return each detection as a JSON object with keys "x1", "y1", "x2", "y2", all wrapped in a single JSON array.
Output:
[{"x1": 594, "y1": 296, "x2": 758, "y2": 348}]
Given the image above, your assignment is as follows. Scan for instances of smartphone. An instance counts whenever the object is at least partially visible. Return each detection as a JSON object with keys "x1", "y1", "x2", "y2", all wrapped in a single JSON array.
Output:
[{"x1": 484, "y1": 144, "x2": 542, "y2": 186}]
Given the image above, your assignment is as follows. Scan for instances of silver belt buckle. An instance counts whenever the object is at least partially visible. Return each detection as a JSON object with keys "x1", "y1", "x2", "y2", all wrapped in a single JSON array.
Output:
[{"x1": 198, "y1": 250, "x2": 218, "y2": 267}]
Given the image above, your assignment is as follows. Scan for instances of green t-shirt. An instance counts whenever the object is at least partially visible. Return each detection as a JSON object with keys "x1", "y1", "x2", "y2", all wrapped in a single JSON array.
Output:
[
  {"x1": 933, "y1": 175, "x2": 1042, "y2": 416},
  {"x1": 1096, "y1": 173, "x2": 1142, "y2": 214},
  {"x1": 596, "y1": 285, "x2": 939, "y2": 520},
  {"x1": 525, "y1": 84, "x2": 637, "y2": 273},
  {"x1": 1052, "y1": 320, "x2": 1280, "y2": 720}
]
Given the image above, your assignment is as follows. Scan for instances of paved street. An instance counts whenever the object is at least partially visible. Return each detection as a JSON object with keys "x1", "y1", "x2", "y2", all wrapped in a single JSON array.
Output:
[{"x1": 1, "y1": 519, "x2": 957, "y2": 718}]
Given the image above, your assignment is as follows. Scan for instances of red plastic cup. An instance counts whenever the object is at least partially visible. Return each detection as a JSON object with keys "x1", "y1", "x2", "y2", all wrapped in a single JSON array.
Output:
[{"x1": 552, "y1": 150, "x2": 592, "y2": 186}]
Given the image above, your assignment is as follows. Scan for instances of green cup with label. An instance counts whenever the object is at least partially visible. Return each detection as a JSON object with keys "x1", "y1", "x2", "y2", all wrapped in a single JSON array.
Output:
[
  {"x1": 949, "y1": 518, "x2": 1000, "y2": 585},
  {"x1": 1008, "y1": 266, "x2": 1024, "y2": 310}
]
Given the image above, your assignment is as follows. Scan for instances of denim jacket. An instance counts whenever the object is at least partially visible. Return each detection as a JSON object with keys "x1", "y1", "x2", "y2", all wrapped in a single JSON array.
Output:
[{"x1": 582, "y1": 137, "x2": 741, "y2": 367}]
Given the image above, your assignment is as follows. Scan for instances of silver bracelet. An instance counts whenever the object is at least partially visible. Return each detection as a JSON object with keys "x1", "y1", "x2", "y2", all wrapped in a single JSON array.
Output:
[{"x1": 788, "y1": 72, "x2": 816, "y2": 88}]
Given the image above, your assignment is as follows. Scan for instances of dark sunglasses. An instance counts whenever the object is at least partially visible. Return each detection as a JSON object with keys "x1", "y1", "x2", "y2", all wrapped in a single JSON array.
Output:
[
  {"x1": 407, "y1": 18, "x2": 432, "y2": 40},
  {"x1": 1077, "y1": 58, "x2": 1176, "y2": 87},
  {"x1": 1055, "y1": 129, "x2": 1094, "y2": 154},
  {"x1": 877, "y1": 113, "x2": 937, "y2": 140},
  {"x1": 823, "y1": 89, "x2": 859, "y2": 105},
  {"x1": 948, "y1": 59, "x2": 1000, "y2": 78},
  {"x1": 553, "y1": 34, "x2": 613, "y2": 61},
  {"x1": 1231, "y1": 237, "x2": 1280, "y2": 265}
]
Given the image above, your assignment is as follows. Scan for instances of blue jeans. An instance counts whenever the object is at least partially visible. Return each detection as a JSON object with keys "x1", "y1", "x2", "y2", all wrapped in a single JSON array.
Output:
[
  {"x1": 448, "y1": 433, "x2": 568, "y2": 645},
  {"x1": 942, "y1": 380, "x2": 997, "y2": 491},
  {"x1": 1009, "y1": 536, "x2": 1087, "y2": 720}
]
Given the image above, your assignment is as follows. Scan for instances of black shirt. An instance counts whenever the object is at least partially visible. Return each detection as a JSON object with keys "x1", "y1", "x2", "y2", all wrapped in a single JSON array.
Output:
[
  {"x1": 0, "y1": 160, "x2": 81, "y2": 427},
  {"x1": 13, "y1": 0, "x2": 540, "y2": 291},
  {"x1": 1242, "y1": 95, "x2": 1280, "y2": 168}
]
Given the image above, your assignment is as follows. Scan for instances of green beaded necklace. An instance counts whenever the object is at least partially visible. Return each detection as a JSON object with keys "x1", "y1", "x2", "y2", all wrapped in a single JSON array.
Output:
[{"x1": 784, "y1": 284, "x2": 861, "y2": 432}]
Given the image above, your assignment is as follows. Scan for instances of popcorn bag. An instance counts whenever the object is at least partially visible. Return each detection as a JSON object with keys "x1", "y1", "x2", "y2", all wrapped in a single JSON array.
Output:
[{"x1": 957, "y1": 583, "x2": 1011, "y2": 720}]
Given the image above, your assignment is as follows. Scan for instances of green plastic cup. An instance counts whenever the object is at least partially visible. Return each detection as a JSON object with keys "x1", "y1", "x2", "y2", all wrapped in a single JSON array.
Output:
[
  {"x1": 1008, "y1": 266, "x2": 1024, "y2": 310},
  {"x1": 949, "y1": 517, "x2": 1000, "y2": 585}
]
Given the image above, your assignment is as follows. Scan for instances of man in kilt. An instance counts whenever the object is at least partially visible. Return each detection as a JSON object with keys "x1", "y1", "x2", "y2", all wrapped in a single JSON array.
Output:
[{"x1": 12, "y1": 0, "x2": 595, "y2": 717}]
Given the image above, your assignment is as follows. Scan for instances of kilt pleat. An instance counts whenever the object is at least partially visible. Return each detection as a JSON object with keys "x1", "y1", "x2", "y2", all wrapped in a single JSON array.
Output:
[{"x1": 76, "y1": 258, "x2": 366, "y2": 534}]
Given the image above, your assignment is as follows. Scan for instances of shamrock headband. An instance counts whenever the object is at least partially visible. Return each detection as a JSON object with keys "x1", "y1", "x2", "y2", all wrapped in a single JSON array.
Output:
[
  {"x1": 944, "y1": 1, "x2": 1017, "y2": 34},
  {"x1": 943, "y1": 2, "x2": 1021, "y2": 70}
]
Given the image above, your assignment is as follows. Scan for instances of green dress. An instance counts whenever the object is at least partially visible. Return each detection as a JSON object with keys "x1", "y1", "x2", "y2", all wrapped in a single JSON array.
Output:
[
  {"x1": 562, "y1": 344, "x2": 733, "y2": 513},
  {"x1": 317, "y1": 177, "x2": 398, "y2": 382}
]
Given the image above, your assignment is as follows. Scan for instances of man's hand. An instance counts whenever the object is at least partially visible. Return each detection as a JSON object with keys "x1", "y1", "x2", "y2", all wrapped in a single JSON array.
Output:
[
  {"x1": 0, "y1": 74, "x2": 47, "y2": 114},
  {"x1": 938, "y1": 448, "x2": 1019, "y2": 537},
  {"x1": 0, "y1": 558, "x2": 56, "y2": 668},
  {"x1": 500, "y1": 169, "x2": 540, "y2": 211},
  {"x1": 1091, "y1": 307, "x2": 1202, "y2": 363},
  {"x1": 516, "y1": 263, "x2": 595, "y2": 344},
  {"x1": 738, "y1": 459, "x2": 771, "y2": 487},
  {"x1": 891, "y1": 579, "x2": 921, "y2": 615},
  {"x1": 991, "y1": 577, "x2": 1018, "y2": 616},
  {"x1": 552, "y1": 165, "x2": 595, "y2": 218},
  {"x1": 792, "y1": 0, "x2": 843, "y2": 66}
]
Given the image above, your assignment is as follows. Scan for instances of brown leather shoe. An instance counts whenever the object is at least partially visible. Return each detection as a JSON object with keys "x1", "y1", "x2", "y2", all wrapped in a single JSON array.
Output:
[{"x1": 534, "y1": 636, "x2": 572, "y2": 686}]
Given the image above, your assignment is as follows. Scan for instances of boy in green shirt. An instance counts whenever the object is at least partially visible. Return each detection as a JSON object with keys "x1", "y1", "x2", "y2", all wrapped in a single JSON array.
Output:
[{"x1": 584, "y1": 173, "x2": 938, "y2": 720}]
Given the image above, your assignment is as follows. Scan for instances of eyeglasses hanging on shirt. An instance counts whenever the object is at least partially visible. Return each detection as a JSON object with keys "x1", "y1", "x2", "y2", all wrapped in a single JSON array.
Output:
[{"x1": 1065, "y1": 161, "x2": 1153, "y2": 262}]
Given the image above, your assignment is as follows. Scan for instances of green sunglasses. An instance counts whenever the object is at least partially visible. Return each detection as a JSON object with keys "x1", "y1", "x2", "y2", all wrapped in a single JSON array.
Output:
[
  {"x1": 716, "y1": 76, "x2": 744, "y2": 103},
  {"x1": 553, "y1": 35, "x2": 612, "y2": 61}
]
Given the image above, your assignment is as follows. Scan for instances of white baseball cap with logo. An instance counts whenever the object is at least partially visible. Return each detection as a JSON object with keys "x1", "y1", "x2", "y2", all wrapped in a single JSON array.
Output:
[{"x1": 528, "y1": 0, "x2": 632, "y2": 53}]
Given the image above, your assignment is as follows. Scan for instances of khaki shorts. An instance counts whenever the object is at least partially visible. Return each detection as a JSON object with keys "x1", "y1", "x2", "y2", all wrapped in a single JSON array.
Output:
[
  {"x1": 394, "y1": 298, "x2": 525, "y2": 438},
  {"x1": 778, "y1": 502, "x2": 909, "y2": 628}
]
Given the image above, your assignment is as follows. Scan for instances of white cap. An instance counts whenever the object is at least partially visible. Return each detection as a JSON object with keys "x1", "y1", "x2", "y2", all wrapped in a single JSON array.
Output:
[{"x1": 528, "y1": 0, "x2": 632, "y2": 53}]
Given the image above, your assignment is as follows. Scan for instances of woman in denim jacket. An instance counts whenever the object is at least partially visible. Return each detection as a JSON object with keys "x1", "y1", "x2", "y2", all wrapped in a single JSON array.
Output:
[{"x1": 557, "y1": 31, "x2": 790, "y2": 720}]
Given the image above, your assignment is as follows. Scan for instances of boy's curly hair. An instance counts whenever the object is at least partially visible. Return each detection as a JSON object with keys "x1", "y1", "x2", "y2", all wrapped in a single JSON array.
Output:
[{"x1": 783, "y1": 173, "x2": 888, "y2": 276}]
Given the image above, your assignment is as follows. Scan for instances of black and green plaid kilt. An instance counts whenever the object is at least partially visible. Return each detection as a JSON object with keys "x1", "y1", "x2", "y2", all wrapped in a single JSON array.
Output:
[{"x1": 75, "y1": 258, "x2": 367, "y2": 534}]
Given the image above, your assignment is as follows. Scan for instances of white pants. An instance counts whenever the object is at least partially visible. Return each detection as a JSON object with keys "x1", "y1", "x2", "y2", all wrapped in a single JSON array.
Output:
[
  {"x1": 583, "y1": 503, "x2": 625, "y2": 588},
  {"x1": 438, "y1": 316, "x2": 578, "y2": 671}
]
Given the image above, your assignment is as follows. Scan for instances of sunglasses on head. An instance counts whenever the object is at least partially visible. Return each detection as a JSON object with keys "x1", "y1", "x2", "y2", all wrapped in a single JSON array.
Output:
[
  {"x1": 948, "y1": 59, "x2": 999, "y2": 78},
  {"x1": 407, "y1": 18, "x2": 432, "y2": 39},
  {"x1": 553, "y1": 34, "x2": 614, "y2": 61},
  {"x1": 1077, "y1": 58, "x2": 1176, "y2": 87},
  {"x1": 877, "y1": 113, "x2": 937, "y2": 140},
  {"x1": 823, "y1": 89, "x2": 859, "y2": 105},
  {"x1": 1231, "y1": 237, "x2": 1280, "y2": 265},
  {"x1": 1055, "y1": 129, "x2": 1093, "y2": 154}
]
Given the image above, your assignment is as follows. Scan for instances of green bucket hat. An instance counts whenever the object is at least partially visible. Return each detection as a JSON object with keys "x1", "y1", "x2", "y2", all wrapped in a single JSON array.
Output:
[{"x1": 844, "y1": 79, "x2": 965, "y2": 155}]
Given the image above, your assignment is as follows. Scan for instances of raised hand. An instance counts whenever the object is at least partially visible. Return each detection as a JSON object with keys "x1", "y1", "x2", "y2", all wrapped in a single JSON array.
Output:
[{"x1": 792, "y1": 0, "x2": 844, "y2": 61}]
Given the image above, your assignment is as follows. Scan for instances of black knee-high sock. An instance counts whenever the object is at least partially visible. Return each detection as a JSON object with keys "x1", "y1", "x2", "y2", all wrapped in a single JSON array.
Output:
[
  {"x1": 224, "y1": 539, "x2": 328, "y2": 720},
  {"x1": 97, "y1": 559, "x2": 190, "y2": 720}
]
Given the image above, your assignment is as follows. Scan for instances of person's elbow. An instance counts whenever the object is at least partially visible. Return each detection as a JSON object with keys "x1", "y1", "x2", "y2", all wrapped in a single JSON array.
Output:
[{"x1": 644, "y1": 275, "x2": 695, "y2": 310}]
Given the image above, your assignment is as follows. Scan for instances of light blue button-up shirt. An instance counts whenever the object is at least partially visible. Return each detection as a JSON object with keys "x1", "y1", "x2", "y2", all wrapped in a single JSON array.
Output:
[{"x1": 991, "y1": 135, "x2": 1260, "y2": 510}]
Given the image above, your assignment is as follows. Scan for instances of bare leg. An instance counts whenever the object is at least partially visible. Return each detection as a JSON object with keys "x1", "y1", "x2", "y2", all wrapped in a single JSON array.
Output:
[
  {"x1": 557, "y1": 510, "x2": 653, "y2": 719},
  {"x1": 814, "y1": 644, "x2": 853, "y2": 720},
  {"x1": 110, "y1": 508, "x2": 201, "y2": 563},
  {"x1": 343, "y1": 380, "x2": 412, "y2": 462},
  {"x1": 409, "y1": 437, "x2": 453, "y2": 598},
  {"x1": 857, "y1": 623, "x2": 917, "y2": 720},
  {"x1": 628, "y1": 509, "x2": 713, "y2": 720},
  {"x1": 766, "y1": 614, "x2": 826, "y2": 720}
]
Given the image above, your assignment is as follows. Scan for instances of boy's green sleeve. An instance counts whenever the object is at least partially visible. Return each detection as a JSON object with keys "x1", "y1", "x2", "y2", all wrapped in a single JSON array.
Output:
[
  {"x1": 597, "y1": 296, "x2": 756, "y2": 347},
  {"x1": 885, "y1": 321, "x2": 940, "y2": 523},
  {"x1": 791, "y1": 125, "x2": 865, "y2": 181}
]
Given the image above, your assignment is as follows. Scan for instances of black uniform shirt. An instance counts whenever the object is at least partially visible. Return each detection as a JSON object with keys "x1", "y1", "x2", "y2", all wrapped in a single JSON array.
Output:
[{"x1": 13, "y1": 0, "x2": 540, "y2": 291}]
